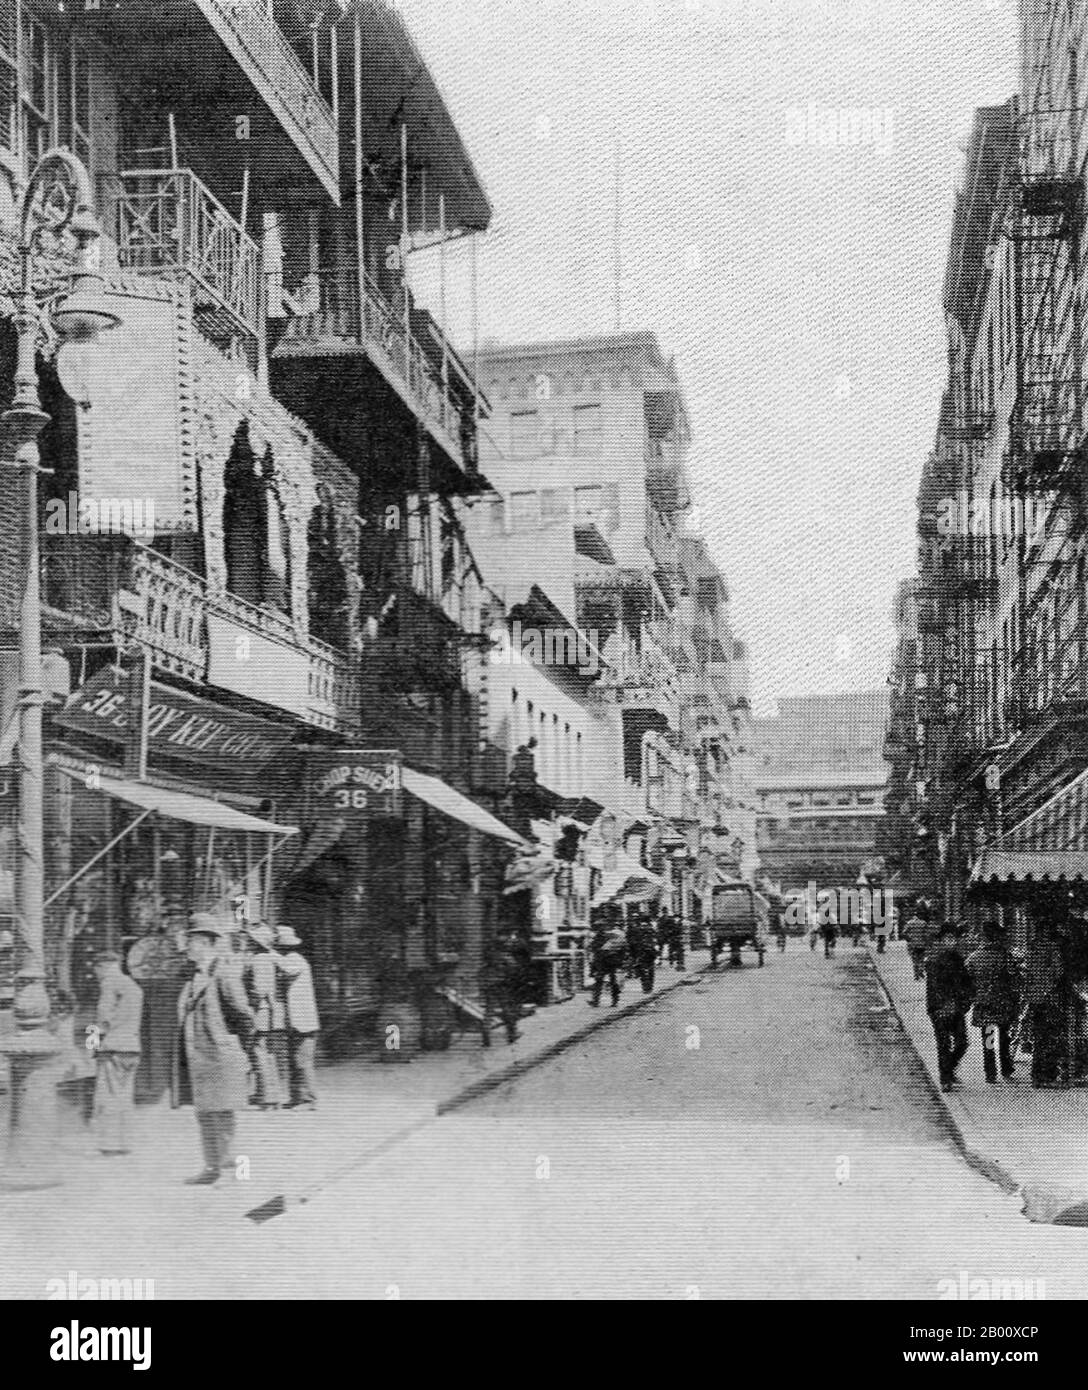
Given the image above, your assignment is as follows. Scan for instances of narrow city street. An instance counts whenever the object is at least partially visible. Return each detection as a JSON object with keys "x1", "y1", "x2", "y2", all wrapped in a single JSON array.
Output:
[{"x1": 206, "y1": 947, "x2": 1088, "y2": 1301}]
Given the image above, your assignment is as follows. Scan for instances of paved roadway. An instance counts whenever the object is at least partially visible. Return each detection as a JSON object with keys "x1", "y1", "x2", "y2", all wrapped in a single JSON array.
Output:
[{"x1": 222, "y1": 946, "x2": 1088, "y2": 1299}]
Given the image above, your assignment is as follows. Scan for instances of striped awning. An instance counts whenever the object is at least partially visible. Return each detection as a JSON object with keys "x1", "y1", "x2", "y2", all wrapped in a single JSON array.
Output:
[{"x1": 971, "y1": 766, "x2": 1088, "y2": 883}]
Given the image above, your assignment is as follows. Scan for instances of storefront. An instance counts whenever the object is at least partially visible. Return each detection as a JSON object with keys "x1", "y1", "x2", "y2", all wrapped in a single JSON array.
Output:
[
  {"x1": 278, "y1": 751, "x2": 524, "y2": 1047},
  {"x1": 971, "y1": 767, "x2": 1088, "y2": 1087}
]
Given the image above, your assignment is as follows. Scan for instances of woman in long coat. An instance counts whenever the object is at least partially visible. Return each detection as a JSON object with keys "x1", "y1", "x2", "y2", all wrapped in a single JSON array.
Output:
[{"x1": 171, "y1": 915, "x2": 255, "y2": 1185}]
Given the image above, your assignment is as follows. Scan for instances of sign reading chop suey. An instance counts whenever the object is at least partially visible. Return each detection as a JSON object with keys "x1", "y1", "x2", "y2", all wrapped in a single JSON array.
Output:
[{"x1": 307, "y1": 750, "x2": 403, "y2": 818}]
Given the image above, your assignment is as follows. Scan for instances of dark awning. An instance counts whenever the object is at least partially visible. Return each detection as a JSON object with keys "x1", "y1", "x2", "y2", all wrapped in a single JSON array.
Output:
[{"x1": 971, "y1": 766, "x2": 1088, "y2": 884}]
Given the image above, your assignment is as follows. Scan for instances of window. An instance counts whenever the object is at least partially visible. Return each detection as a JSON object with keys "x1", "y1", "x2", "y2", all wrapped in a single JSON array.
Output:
[
  {"x1": 223, "y1": 425, "x2": 291, "y2": 616},
  {"x1": 511, "y1": 491, "x2": 540, "y2": 530},
  {"x1": 21, "y1": 11, "x2": 48, "y2": 162},
  {"x1": 440, "y1": 511, "x2": 456, "y2": 596},
  {"x1": 16, "y1": 23, "x2": 92, "y2": 170},
  {"x1": 510, "y1": 409, "x2": 551, "y2": 458},
  {"x1": 1005, "y1": 244, "x2": 1014, "y2": 362},
  {"x1": 0, "y1": 0, "x2": 16, "y2": 156},
  {"x1": 307, "y1": 489, "x2": 348, "y2": 648},
  {"x1": 56, "y1": 36, "x2": 90, "y2": 169},
  {"x1": 540, "y1": 487, "x2": 570, "y2": 524},
  {"x1": 572, "y1": 403, "x2": 603, "y2": 455},
  {"x1": 574, "y1": 485, "x2": 602, "y2": 522}
]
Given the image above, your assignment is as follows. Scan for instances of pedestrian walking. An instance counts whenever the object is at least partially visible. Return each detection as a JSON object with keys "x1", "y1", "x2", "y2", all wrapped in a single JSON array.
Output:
[
  {"x1": 172, "y1": 913, "x2": 256, "y2": 1185},
  {"x1": 820, "y1": 917, "x2": 837, "y2": 958},
  {"x1": 482, "y1": 928, "x2": 524, "y2": 1046},
  {"x1": 925, "y1": 922, "x2": 974, "y2": 1092},
  {"x1": 91, "y1": 950, "x2": 143, "y2": 1155},
  {"x1": 771, "y1": 902, "x2": 787, "y2": 952},
  {"x1": 269, "y1": 924, "x2": 320, "y2": 1109},
  {"x1": 872, "y1": 907, "x2": 890, "y2": 954},
  {"x1": 965, "y1": 921, "x2": 1020, "y2": 1084},
  {"x1": 627, "y1": 912, "x2": 657, "y2": 993},
  {"x1": 1024, "y1": 925, "x2": 1068, "y2": 1088},
  {"x1": 904, "y1": 906, "x2": 933, "y2": 980},
  {"x1": 242, "y1": 924, "x2": 284, "y2": 1109},
  {"x1": 669, "y1": 915, "x2": 686, "y2": 969},
  {"x1": 589, "y1": 910, "x2": 626, "y2": 1007}
]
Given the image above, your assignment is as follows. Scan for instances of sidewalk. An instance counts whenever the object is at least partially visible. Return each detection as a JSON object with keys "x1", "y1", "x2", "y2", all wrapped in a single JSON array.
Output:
[
  {"x1": 869, "y1": 939, "x2": 1088, "y2": 1223},
  {"x1": 0, "y1": 957, "x2": 706, "y2": 1298}
]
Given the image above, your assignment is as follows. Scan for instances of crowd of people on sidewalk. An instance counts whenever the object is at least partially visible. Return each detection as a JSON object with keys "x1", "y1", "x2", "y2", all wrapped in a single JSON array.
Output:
[
  {"x1": 908, "y1": 906, "x2": 1081, "y2": 1093},
  {"x1": 88, "y1": 913, "x2": 321, "y2": 1185}
]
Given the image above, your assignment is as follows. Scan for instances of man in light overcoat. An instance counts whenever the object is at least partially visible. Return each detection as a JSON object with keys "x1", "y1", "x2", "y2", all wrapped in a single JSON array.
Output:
[{"x1": 171, "y1": 913, "x2": 256, "y2": 1184}]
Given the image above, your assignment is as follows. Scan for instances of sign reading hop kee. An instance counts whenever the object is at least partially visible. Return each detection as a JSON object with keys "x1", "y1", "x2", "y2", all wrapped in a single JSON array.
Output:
[{"x1": 308, "y1": 750, "x2": 403, "y2": 820}]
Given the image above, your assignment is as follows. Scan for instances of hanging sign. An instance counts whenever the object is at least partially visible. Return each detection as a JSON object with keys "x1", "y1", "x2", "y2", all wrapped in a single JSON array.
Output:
[
  {"x1": 54, "y1": 666, "x2": 294, "y2": 775},
  {"x1": 306, "y1": 749, "x2": 403, "y2": 820}
]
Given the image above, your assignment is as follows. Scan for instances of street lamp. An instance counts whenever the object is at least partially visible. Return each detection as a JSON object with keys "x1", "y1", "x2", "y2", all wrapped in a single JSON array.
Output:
[{"x1": 0, "y1": 150, "x2": 120, "y2": 1189}]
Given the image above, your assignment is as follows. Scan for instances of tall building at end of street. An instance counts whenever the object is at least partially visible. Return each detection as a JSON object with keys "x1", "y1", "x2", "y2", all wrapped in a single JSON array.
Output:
[{"x1": 753, "y1": 691, "x2": 890, "y2": 893}]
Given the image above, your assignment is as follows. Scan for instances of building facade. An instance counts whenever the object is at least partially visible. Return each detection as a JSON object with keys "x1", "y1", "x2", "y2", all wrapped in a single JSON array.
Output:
[
  {"x1": 472, "y1": 331, "x2": 759, "y2": 932},
  {"x1": 0, "y1": 0, "x2": 519, "y2": 1061},
  {"x1": 754, "y1": 692, "x2": 889, "y2": 896},
  {"x1": 886, "y1": 2, "x2": 1088, "y2": 1084}
]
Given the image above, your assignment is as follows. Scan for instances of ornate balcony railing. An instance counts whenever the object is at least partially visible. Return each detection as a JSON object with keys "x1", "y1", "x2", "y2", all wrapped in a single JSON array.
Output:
[
  {"x1": 278, "y1": 267, "x2": 474, "y2": 469},
  {"x1": 109, "y1": 169, "x2": 261, "y2": 341},
  {"x1": 45, "y1": 539, "x2": 360, "y2": 735}
]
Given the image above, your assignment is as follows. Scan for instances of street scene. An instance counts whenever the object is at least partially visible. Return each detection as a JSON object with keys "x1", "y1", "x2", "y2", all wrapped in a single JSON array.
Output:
[{"x1": 0, "y1": 0, "x2": 1084, "y2": 1321}]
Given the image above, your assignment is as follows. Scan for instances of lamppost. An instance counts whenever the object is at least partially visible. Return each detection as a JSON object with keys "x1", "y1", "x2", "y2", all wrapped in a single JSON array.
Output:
[{"x1": 0, "y1": 150, "x2": 120, "y2": 1189}]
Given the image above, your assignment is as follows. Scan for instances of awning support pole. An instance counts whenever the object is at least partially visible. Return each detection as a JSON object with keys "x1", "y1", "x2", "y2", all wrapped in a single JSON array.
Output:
[{"x1": 43, "y1": 810, "x2": 153, "y2": 911}]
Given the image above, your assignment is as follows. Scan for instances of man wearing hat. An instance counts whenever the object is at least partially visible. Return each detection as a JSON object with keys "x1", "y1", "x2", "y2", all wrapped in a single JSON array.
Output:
[
  {"x1": 242, "y1": 924, "x2": 284, "y2": 1109},
  {"x1": 966, "y1": 921, "x2": 1021, "y2": 1084},
  {"x1": 91, "y1": 950, "x2": 144, "y2": 1155},
  {"x1": 268, "y1": 925, "x2": 320, "y2": 1109},
  {"x1": 171, "y1": 913, "x2": 256, "y2": 1183}
]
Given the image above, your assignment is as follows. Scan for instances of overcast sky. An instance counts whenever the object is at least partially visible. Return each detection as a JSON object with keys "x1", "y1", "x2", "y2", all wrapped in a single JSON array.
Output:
[{"x1": 398, "y1": 0, "x2": 1018, "y2": 714}]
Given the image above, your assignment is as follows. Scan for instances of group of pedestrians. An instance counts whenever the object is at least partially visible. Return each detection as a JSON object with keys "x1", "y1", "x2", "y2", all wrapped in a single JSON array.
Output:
[
  {"x1": 587, "y1": 906, "x2": 685, "y2": 1007},
  {"x1": 89, "y1": 912, "x2": 320, "y2": 1186},
  {"x1": 923, "y1": 919, "x2": 1022, "y2": 1092},
  {"x1": 807, "y1": 916, "x2": 891, "y2": 957}
]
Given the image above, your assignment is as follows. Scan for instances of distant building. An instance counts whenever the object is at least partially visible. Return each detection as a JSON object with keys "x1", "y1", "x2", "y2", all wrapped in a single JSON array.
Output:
[{"x1": 753, "y1": 692, "x2": 890, "y2": 891}]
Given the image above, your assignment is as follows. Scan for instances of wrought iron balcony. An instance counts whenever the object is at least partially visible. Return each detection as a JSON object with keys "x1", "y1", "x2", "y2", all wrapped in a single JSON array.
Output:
[
  {"x1": 44, "y1": 538, "x2": 361, "y2": 735},
  {"x1": 276, "y1": 267, "x2": 476, "y2": 471},
  {"x1": 68, "y1": 0, "x2": 339, "y2": 203},
  {"x1": 108, "y1": 169, "x2": 261, "y2": 343},
  {"x1": 196, "y1": 0, "x2": 338, "y2": 197}
]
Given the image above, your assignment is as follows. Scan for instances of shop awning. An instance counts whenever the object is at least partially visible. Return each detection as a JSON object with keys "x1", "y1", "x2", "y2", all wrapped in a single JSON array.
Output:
[
  {"x1": 58, "y1": 768, "x2": 299, "y2": 836},
  {"x1": 402, "y1": 767, "x2": 525, "y2": 846},
  {"x1": 970, "y1": 766, "x2": 1088, "y2": 884},
  {"x1": 592, "y1": 868, "x2": 665, "y2": 908},
  {"x1": 971, "y1": 849, "x2": 1088, "y2": 884}
]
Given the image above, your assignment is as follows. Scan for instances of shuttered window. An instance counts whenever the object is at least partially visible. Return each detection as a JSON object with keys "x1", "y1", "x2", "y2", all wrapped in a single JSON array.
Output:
[
  {"x1": 0, "y1": 0, "x2": 17, "y2": 156},
  {"x1": 20, "y1": 10, "x2": 48, "y2": 162}
]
